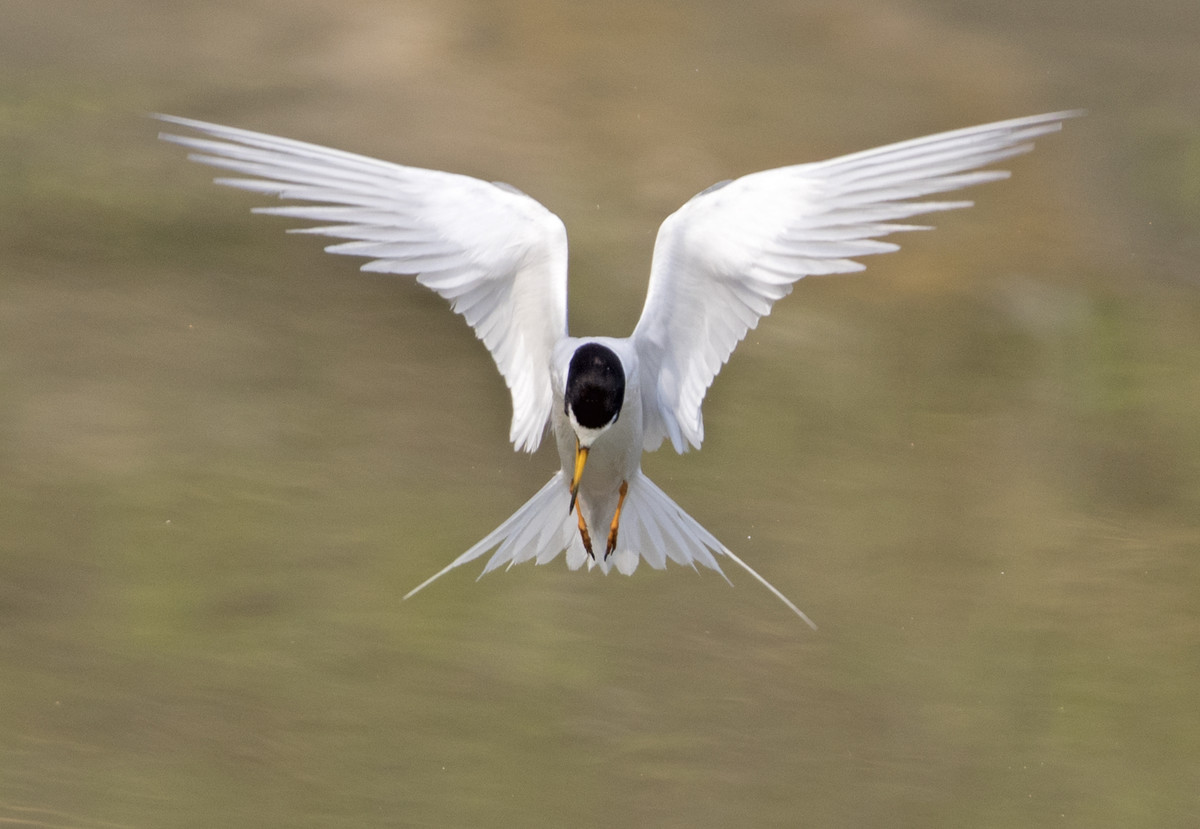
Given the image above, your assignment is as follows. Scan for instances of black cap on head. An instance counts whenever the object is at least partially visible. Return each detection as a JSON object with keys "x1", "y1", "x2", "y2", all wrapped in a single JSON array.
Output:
[{"x1": 565, "y1": 343, "x2": 626, "y2": 429}]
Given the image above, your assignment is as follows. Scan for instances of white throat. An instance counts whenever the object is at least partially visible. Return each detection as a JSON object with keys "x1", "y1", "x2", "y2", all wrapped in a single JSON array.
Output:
[{"x1": 568, "y1": 408, "x2": 612, "y2": 449}]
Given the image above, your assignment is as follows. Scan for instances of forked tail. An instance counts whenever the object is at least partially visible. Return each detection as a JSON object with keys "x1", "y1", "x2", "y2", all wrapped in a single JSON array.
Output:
[{"x1": 403, "y1": 470, "x2": 816, "y2": 628}]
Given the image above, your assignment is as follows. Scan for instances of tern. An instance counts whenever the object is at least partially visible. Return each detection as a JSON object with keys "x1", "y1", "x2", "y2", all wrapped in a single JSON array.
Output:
[{"x1": 157, "y1": 110, "x2": 1077, "y2": 627}]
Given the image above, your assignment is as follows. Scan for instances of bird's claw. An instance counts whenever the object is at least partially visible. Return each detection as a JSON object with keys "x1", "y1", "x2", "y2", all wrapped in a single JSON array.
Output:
[
  {"x1": 573, "y1": 479, "x2": 628, "y2": 562},
  {"x1": 576, "y1": 505, "x2": 595, "y2": 560},
  {"x1": 603, "y1": 480, "x2": 629, "y2": 561}
]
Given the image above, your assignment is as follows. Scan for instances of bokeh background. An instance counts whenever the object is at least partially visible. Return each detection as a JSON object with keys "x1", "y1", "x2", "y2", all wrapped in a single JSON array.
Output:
[{"x1": 2, "y1": 1, "x2": 1198, "y2": 826}]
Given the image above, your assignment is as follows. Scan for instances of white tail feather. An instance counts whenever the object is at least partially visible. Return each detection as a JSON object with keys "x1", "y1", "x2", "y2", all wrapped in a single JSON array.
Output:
[{"x1": 403, "y1": 470, "x2": 816, "y2": 628}]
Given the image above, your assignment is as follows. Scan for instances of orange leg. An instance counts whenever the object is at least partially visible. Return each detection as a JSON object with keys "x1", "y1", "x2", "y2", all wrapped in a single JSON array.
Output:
[
  {"x1": 576, "y1": 500, "x2": 595, "y2": 559},
  {"x1": 604, "y1": 480, "x2": 629, "y2": 560}
]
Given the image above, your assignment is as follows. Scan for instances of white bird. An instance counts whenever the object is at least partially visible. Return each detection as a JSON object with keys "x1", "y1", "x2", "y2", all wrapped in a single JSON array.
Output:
[{"x1": 157, "y1": 110, "x2": 1077, "y2": 627}]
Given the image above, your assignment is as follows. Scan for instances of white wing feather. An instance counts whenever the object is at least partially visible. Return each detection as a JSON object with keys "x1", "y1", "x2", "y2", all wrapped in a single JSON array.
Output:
[
  {"x1": 633, "y1": 111, "x2": 1080, "y2": 453},
  {"x1": 156, "y1": 115, "x2": 568, "y2": 452}
]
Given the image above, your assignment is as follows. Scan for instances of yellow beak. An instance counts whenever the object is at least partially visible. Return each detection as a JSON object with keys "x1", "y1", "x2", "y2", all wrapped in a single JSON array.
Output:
[{"x1": 569, "y1": 439, "x2": 589, "y2": 514}]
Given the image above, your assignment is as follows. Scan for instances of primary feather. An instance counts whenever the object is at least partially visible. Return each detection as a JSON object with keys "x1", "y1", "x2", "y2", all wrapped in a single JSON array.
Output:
[
  {"x1": 156, "y1": 114, "x2": 567, "y2": 453},
  {"x1": 633, "y1": 111, "x2": 1079, "y2": 453}
]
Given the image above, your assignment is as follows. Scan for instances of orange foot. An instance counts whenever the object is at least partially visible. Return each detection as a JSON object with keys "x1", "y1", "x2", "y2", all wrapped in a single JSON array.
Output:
[
  {"x1": 576, "y1": 500, "x2": 595, "y2": 559},
  {"x1": 604, "y1": 480, "x2": 629, "y2": 560}
]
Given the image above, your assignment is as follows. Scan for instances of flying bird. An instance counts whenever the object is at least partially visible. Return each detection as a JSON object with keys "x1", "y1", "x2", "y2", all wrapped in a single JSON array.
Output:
[{"x1": 157, "y1": 109, "x2": 1077, "y2": 627}]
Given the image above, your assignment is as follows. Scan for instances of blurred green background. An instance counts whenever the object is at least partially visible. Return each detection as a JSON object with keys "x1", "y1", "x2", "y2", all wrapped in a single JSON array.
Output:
[{"x1": 1, "y1": 0, "x2": 1198, "y2": 826}]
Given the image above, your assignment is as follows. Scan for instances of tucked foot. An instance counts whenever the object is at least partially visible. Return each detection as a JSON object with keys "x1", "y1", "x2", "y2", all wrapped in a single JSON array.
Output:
[{"x1": 604, "y1": 480, "x2": 629, "y2": 560}]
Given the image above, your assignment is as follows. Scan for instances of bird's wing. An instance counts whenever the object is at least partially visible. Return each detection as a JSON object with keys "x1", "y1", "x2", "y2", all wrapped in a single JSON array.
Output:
[
  {"x1": 632, "y1": 110, "x2": 1079, "y2": 453},
  {"x1": 156, "y1": 115, "x2": 568, "y2": 453}
]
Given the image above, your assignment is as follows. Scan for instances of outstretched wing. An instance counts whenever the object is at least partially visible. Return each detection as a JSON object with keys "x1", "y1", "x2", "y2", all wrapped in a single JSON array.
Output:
[
  {"x1": 156, "y1": 115, "x2": 568, "y2": 452},
  {"x1": 633, "y1": 110, "x2": 1079, "y2": 453}
]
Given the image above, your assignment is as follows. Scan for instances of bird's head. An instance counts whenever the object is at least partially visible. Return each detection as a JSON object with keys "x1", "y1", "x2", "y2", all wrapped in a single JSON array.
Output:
[{"x1": 564, "y1": 342, "x2": 626, "y2": 508}]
